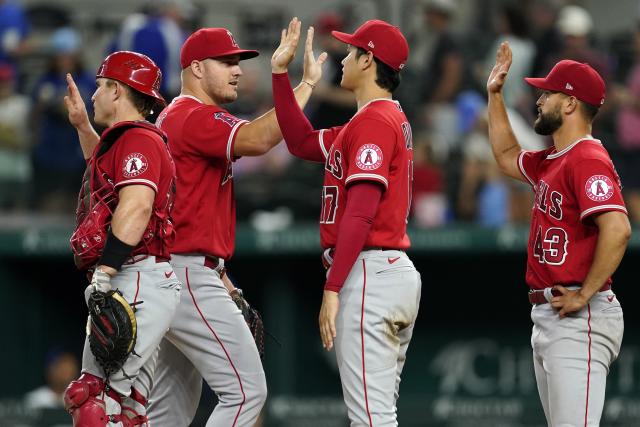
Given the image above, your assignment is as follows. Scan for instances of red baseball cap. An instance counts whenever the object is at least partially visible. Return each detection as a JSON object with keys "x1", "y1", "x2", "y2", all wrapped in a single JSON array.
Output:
[
  {"x1": 180, "y1": 28, "x2": 259, "y2": 69},
  {"x1": 524, "y1": 60, "x2": 605, "y2": 106},
  {"x1": 331, "y1": 19, "x2": 409, "y2": 72}
]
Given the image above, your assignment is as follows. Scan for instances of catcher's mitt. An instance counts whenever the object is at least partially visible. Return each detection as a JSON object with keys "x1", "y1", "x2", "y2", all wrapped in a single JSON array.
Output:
[
  {"x1": 230, "y1": 289, "x2": 265, "y2": 359},
  {"x1": 86, "y1": 289, "x2": 138, "y2": 377}
]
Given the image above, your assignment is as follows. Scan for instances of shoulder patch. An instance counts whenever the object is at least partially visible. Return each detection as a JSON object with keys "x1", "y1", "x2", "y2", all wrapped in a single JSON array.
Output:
[
  {"x1": 213, "y1": 112, "x2": 240, "y2": 128},
  {"x1": 355, "y1": 144, "x2": 383, "y2": 171},
  {"x1": 585, "y1": 175, "x2": 614, "y2": 202},
  {"x1": 123, "y1": 153, "x2": 148, "y2": 178}
]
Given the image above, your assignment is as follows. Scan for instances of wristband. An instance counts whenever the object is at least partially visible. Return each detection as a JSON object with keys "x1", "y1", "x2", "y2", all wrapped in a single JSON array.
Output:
[{"x1": 98, "y1": 229, "x2": 135, "y2": 270}]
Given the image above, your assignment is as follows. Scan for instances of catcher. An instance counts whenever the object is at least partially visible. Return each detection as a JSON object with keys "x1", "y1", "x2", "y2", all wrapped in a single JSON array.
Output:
[{"x1": 62, "y1": 51, "x2": 181, "y2": 426}]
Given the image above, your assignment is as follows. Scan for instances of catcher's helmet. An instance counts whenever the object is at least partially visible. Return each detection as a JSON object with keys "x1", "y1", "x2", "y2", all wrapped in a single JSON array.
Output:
[{"x1": 97, "y1": 51, "x2": 166, "y2": 105}]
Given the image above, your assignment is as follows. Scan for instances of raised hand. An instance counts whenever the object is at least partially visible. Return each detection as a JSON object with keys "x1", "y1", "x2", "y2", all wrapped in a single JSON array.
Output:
[
  {"x1": 487, "y1": 42, "x2": 512, "y2": 94},
  {"x1": 271, "y1": 17, "x2": 302, "y2": 73},
  {"x1": 302, "y1": 26, "x2": 328, "y2": 87},
  {"x1": 64, "y1": 73, "x2": 91, "y2": 130}
]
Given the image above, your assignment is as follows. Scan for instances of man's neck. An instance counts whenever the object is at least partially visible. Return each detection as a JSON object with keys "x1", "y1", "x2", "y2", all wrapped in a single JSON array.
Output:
[
  {"x1": 354, "y1": 83, "x2": 392, "y2": 111},
  {"x1": 181, "y1": 84, "x2": 218, "y2": 107},
  {"x1": 107, "y1": 111, "x2": 145, "y2": 127},
  {"x1": 552, "y1": 122, "x2": 593, "y2": 152}
]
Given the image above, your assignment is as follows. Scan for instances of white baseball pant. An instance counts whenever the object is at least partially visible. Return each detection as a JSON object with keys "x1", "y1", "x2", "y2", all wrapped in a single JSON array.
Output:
[
  {"x1": 531, "y1": 288, "x2": 623, "y2": 427},
  {"x1": 147, "y1": 254, "x2": 267, "y2": 426}
]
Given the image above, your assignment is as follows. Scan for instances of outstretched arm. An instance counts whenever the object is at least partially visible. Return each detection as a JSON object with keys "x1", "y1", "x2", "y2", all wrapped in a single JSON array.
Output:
[
  {"x1": 271, "y1": 25, "x2": 330, "y2": 161},
  {"x1": 234, "y1": 19, "x2": 327, "y2": 157},
  {"x1": 64, "y1": 73, "x2": 100, "y2": 159},
  {"x1": 486, "y1": 42, "x2": 526, "y2": 182}
]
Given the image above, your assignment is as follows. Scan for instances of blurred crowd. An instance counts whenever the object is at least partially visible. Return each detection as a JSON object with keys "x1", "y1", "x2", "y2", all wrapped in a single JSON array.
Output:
[{"x1": 2, "y1": 0, "x2": 640, "y2": 229}]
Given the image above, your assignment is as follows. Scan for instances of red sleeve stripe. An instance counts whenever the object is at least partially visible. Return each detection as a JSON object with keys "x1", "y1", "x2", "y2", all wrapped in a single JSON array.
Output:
[
  {"x1": 345, "y1": 173, "x2": 388, "y2": 188},
  {"x1": 318, "y1": 129, "x2": 329, "y2": 159},
  {"x1": 518, "y1": 151, "x2": 536, "y2": 188},
  {"x1": 227, "y1": 120, "x2": 249, "y2": 162},
  {"x1": 580, "y1": 205, "x2": 628, "y2": 220},
  {"x1": 115, "y1": 179, "x2": 158, "y2": 192}
]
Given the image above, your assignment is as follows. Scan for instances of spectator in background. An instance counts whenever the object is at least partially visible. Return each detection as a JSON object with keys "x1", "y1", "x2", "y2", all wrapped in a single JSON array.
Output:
[
  {"x1": 110, "y1": 0, "x2": 192, "y2": 99},
  {"x1": 307, "y1": 13, "x2": 356, "y2": 129},
  {"x1": 529, "y1": 0, "x2": 562, "y2": 77},
  {"x1": 416, "y1": 0, "x2": 463, "y2": 161},
  {"x1": 551, "y1": 5, "x2": 617, "y2": 137},
  {"x1": 420, "y1": 0, "x2": 462, "y2": 107},
  {"x1": 615, "y1": 22, "x2": 640, "y2": 223},
  {"x1": 0, "y1": 62, "x2": 30, "y2": 210},
  {"x1": 0, "y1": 0, "x2": 29, "y2": 73},
  {"x1": 24, "y1": 349, "x2": 79, "y2": 410},
  {"x1": 457, "y1": 94, "x2": 545, "y2": 225},
  {"x1": 547, "y1": 5, "x2": 611, "y2": 82},
  {"x1": 481, "y1": 4, "x2": 536, "y2": 114},
  {"x1": 30, "y1": 27, "x2": 92, "y2": 213},
  {"x1": 411, "y1": 135, "x2": 447, "y2": 228}
]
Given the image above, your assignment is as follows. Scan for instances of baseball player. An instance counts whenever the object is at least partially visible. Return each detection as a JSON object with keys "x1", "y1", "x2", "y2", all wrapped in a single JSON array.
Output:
[
  {"x1": 62, "y1": 51, "x2": 181, "y2": 426},
  {"x1": 146, "y1": 19, "x2": 325, "y2": 426},
  {"x1": 271, "y1": 20, "x2": 422, "y2": 426},
  {"x1": 487, "y1": 42, "x2": 629, "y2": 426}
]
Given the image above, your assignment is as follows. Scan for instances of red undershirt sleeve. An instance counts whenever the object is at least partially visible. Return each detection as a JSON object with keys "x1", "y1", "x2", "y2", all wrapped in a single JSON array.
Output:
[
  {"x1": 324, "y1": 181, "x2": 383, "y2": 293},
  {"x1": 272, "y1": 72, "x2": 326, "y2": 162}
]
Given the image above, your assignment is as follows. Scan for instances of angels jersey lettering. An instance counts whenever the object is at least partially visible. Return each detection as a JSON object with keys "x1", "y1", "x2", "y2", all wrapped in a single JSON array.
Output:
[
  {"x1": 317, "y1": 99, "x2": 412, "y2": 249},
  {"x1": 518, "y1": 137, "x2": 627, "y2": 290}
]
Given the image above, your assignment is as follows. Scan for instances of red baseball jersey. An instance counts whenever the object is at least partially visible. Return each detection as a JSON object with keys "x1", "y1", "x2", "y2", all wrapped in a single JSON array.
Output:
[
  {"x1": 156, "y1": 95, "x2": 247, "y2": 259},
  {"x1": 318, "y1": 99, "x2": 413, "y2": 249},
  {"x1": 95, "y1": 124, "x2": 175, "y2": 258},
  {"x1": 518, "y1": 137, "x2": 627, "y2": 290}
]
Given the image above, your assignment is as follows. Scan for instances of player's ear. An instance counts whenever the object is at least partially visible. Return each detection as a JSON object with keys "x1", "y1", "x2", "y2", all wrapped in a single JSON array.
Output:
[
  {"x1": 113, "y1": 81, "x2": 123, "y2": 100},
  {"x1": 189, "y1": 60, "x2": 204, "y2": 79},
  {"x1": 105, "y1": 80, "x2": 120, "y2": 100},
  {"x1": 360, "y1": 51, "x2": 374, "y2": 71},
  {"x1": 564, "y1": 95, "x2": 578, "y2": 115}
]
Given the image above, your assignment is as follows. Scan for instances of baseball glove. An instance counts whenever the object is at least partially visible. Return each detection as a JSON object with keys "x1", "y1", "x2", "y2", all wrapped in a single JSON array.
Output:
[
  {"x1": 230, "y1": 289, "x2": 265, "y2": 359},
  {"x1": 86, "y1": 289, "x2": 138, "y2": 377}
]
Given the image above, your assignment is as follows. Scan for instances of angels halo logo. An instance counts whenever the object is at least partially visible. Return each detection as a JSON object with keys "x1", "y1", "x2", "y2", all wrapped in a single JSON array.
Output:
[
  {"x1": 585, "y1": 175, "x2": 614, "y2": 202},
  {"x1": 123, "y1": 153, "x2": 148, "y2": 178},
  {"x1": 355, "y1": 144, "x2": 383, "y2": 171}
]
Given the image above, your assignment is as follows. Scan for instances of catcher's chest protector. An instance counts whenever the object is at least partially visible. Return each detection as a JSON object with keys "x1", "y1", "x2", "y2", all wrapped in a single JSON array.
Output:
[{"x1": 70, "y1": 121, "x2": 173, "y2": 270}]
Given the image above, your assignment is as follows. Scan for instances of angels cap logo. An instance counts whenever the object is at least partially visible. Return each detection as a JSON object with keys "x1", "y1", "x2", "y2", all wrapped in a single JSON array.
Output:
[
  {"x1": 585, "y1": 175, "x2": 614, "y2": 202},
  {"x1": 227, "y1": 30, "x2": 239, "y2": 48},
  {"x1": 123, "y1": 153, "x2": 148, "y2": 178},
  {"x1": 368, "y1": 40, "x2": 375, "y2": 49},
  {"x1": 355, "y1": 144, "x2": 383, "y2": 171},
  {"x1": 124, "y1": 59, "x2": 144, "y2": 70}
]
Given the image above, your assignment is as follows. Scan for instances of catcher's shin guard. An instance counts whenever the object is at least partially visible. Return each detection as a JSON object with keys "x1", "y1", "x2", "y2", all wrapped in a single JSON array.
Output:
[
  {"x1": 64, "y1": 373, "x2": 110, "y2": 427},
  {"x1": 114, "y1": 387, "x2": 148, "y2": 427}
]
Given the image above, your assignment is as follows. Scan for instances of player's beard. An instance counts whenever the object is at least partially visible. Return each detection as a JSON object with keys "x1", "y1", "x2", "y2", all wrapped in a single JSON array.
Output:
[{"x1": 534, "y1": 106, "x2": 563, "y2": 135}]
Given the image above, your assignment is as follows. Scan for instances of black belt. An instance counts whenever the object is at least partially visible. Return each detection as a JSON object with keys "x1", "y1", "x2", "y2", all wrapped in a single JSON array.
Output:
[
  {"x1": 204, "y1": 255, "x2": 226, "y2": 275},
  {"x1": 528, "y1": 283, "x2": 612, "y2": 305},
  {"x1": 321, "y1": 247, "x2": 402, "y2": 269}
]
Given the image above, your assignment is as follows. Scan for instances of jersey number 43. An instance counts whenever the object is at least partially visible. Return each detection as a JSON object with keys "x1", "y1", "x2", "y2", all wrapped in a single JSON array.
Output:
[{"x1": 533, "y1": 226, "x2": 568, "y2": 265}]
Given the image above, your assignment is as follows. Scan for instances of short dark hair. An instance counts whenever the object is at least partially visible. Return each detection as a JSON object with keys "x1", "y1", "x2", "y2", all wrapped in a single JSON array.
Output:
[
  {"x1": 355, "y1": 47, "x2": 401, "y2": 92},
  {"x1": 107, "y1": 80, "x2": 159, "y2": 117},
  {"x1": 579, "y1": 100, "x2": 599, "y2": 122}
]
